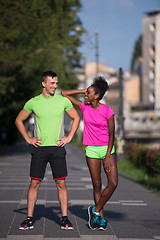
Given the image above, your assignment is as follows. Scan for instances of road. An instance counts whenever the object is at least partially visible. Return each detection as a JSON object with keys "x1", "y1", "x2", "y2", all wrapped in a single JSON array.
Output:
[{"x1": 0, "y1": 143, "x2": 160, "y2": 240}]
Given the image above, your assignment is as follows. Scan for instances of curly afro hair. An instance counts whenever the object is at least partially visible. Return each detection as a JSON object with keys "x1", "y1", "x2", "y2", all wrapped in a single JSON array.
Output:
[{"x1": 91, "y1": 76, "x2": 109, "y2": 100}]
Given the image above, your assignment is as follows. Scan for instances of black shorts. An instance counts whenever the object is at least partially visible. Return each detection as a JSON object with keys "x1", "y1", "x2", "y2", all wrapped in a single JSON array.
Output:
[{"x1": 30, "y1": 146, "x2": 67, "y2": 181}]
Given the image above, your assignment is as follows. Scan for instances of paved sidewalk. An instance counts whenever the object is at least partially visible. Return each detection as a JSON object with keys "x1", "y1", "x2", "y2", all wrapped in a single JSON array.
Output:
[{"x1": 0, "y1": 143, "x2": 160, "y2": 240}]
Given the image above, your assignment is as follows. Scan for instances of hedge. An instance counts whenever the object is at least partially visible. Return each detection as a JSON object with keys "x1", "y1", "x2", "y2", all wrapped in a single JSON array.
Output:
[{"x1": 126, "y1": 143, "x2": 160, "y2": 175}]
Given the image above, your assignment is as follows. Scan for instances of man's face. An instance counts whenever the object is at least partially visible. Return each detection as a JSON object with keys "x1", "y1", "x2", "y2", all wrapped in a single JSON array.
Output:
[{"x1": 42, "y1": 76, "x2": 58, "y2": 96}]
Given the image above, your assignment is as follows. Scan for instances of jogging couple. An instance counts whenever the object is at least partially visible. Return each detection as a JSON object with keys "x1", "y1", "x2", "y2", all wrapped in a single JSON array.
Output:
[{"x1": 15, "y1": 70, "x2": 118, "y2": 231}]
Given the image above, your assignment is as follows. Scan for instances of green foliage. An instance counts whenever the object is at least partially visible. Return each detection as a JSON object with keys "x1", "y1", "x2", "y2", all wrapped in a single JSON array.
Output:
[
  {"x1": 117, "y1": 156, "x2": 160, "y2": 193},
  {"x1": 130, "y1": 34, "x2": 142, "y2": 71},
  {"x1": 0, "y1": 0, "x2": 84, "y2": 144},
  {"x1": 126, "y1": 143, "x2": 145, "y2": 166},
  {"x1": 126, "y1": 143, "x2": 160, "y2": 176}
]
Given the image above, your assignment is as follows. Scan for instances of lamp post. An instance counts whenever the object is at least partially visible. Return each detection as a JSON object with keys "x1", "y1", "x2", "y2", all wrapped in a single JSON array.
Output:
[
  {"x1": 95, "y1": 30, "x2": 99, "y2": 75},
  {"x1": 82, "y1": 29, "x2": 99, "y2": 76},
  {"x1": 74, "y1": 17, "x2": 82, "y2": 32},
  {"x1": 117, "y1": 67, "x2": 125, "y2": 161},
  {"x1": 74, "y1": 18, "x2": 99, "y2": 76}
]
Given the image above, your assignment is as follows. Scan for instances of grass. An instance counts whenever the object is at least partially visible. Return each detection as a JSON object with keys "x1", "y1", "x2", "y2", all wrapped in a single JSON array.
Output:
[{"x1": 117, "y1": 158, "x2": 160, "y2": 194}]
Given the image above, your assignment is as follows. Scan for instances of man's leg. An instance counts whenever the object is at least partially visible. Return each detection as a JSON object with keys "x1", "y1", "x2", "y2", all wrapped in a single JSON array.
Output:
[
  {"x1": 19, "y1": 179, "x2": 41, "y2": 230},
  {"x1": 55, "y1": 179, "x2": 74, "y2": 230},
  {"x1": 27, "y1": 179, "x2": 41, "y2": 217},
  {"x1": 55, "y1": 179, "x2": 68, "y2": 216},
  {"x1": 50, "y1": 147, "x2": 73, "y2": 229}
]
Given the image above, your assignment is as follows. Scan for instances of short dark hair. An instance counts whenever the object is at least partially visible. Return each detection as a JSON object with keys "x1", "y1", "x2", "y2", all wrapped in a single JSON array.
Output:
[
  {"x1": 41, "y1": 71, "x2": 57, "y2": 82},
  {"x1": 91, "y1": 76, "x2": 109, "y2": 100}
]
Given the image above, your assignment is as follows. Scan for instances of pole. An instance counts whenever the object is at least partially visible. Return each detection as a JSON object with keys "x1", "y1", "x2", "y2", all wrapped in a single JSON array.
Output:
[
  {"x1": 117, "y1": 67, "x2": 125, "y2": 160},
  {"x1": 118, "y1": 68, "x2": 124, "y2": 135},
  {"x1": 95, "y1": 30, "x2": 99, "y2": 75}
]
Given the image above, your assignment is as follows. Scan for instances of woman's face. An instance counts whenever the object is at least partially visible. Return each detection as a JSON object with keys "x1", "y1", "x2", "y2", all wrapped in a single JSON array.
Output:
[{"x1": 85, "y1": 86, "x2": 96, "y2": 103}]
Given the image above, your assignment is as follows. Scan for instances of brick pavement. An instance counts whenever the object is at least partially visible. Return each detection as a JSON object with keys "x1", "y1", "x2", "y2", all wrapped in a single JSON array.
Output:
[{"x1": 0, "y1": 143, "x2": 160, "y2": 240}]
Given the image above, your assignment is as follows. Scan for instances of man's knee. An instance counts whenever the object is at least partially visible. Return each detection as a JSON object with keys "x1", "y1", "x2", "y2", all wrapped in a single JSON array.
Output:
[
  {"x1": 29, "y1": 179, "x2": 41, "y2": 190},
  {"x1": 55, "y1": 179, "x2": 66, "y2": 190}
]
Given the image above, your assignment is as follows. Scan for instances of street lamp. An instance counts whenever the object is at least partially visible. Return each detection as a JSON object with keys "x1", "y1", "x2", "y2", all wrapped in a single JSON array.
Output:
[
  {"x1": 74, "y1": 17, "x2": 82, "y2": 32},
  {"x1": 74, "y1": 18, "x2": 100, "y2": 75},
  {"x1": 95, "y1": 30, "x2": 99, "y2": 76},
  {"x1": 117, "y1": 67, "x2": 125, "y2": 160},
  {"x1": 84, "y1": 30, "x2": 99, "y2": 76}
]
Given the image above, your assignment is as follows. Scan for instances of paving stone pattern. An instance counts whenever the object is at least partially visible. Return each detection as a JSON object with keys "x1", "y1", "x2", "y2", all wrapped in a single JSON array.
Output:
[{"x1": 0, "y1": 143, "x2": 160, "y2": 240}]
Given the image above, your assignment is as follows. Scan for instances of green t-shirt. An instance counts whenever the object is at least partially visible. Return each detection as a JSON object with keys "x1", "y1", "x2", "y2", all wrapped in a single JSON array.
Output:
[{"x1": 24, "y1": 93, "x2": 73, "y2": 146}]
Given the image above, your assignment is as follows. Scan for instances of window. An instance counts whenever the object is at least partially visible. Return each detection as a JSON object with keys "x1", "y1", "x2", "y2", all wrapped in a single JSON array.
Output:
[
  {"x1": 149, "y1": 59, "x2": 155, "y2": 68},
  {"x1": 149, "y1": 70, "x2": 155, "y2": 79},
  {"x1": 150, "y1": 23, "x2": 155, "y2": 32},
  {"x1": 149, "y1": 93, "x2": 155, "y2": 103},
  {"x1": 149, "y1": 46, "x2": 155, "y2": 56}
]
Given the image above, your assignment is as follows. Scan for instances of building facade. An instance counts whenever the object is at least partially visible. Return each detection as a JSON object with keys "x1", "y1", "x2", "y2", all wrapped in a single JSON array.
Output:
[{"x1": 142, "y1": 9, "x2": 160, "y2": 110}]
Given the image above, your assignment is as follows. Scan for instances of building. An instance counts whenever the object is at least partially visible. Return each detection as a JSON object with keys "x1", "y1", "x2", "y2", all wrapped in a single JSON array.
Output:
[
  {"x1": 123, "y1": 73, "x2": 140, "y2": 118},
  {"x1": 77, "y1": 60, "x2": 160, "y2": 147},
  {"x1": 77, "y1": 61, "x2": 117, "y2": 98},
  {"x1": 142, "y1": 9, "x2": 160, "y2": 110}
]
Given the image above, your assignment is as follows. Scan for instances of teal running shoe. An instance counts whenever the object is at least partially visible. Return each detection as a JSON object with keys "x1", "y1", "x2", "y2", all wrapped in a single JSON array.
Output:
[
  {"x1": 88, "y1": 206, "x2": 101, "y2": 230},
  {"x1": 98, "y1": 218, "x2": 107, "y2": 230}
]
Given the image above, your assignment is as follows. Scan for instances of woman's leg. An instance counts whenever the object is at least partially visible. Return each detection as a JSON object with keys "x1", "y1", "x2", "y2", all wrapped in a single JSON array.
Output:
[
  {"x1": 94, "y1": 154, "x2": 118, "y2": 213},
  {"x1": 86, "y1": 157, "x2": 105, "y2": 218}
]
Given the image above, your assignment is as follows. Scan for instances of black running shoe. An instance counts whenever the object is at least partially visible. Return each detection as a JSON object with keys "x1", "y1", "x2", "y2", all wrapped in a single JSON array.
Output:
[
  {"x1": 60, "y1": 217, "x2": 74, "y2": 230},
  {"x1": 88, "y1": 206, "x2": 101, "y2": 230},
  {"x1": 19, "y1": 218, "x2": 34, "y2": 230}
]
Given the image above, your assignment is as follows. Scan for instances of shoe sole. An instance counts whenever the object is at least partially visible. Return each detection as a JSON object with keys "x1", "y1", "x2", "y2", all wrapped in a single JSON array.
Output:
[
  {"x1": 61, "y1": 226, "x2": 74, "y2": 230},
  {"x1": 19, "y1": 226, "x2": 34, "y2": 230},
  {"x1": 98, "y1": 220, "x2": 108, "y2": 231},
  {"x1": 88, "y1": 206, "x2": 96, "y2": 230},
  {"x1": 98, "y1": 226, "x2": 107, "y2": 231}
]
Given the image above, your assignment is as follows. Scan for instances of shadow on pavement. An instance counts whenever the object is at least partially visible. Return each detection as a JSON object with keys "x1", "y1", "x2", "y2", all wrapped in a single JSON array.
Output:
[
  {"x1": 69, "y1": 205, "x2": 125, "y2": 221},
  {"x1": 0, "y1": 142, "x2": 32, "y2": 156},
  {"x1": 14, "y1": 205, "x2": 61, "y2": 225}
]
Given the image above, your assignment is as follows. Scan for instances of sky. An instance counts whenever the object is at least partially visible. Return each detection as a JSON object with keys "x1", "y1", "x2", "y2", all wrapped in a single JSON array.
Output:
[{"x1": 78, "y1": 0, "x2": 160, "y2": 72}]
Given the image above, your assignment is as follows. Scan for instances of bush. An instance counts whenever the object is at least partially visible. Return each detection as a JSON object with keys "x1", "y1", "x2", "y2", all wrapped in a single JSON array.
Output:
[
  {"x1": 126, "y1": 143, "x2": 160, "y2": 176},
  {"x1": 145, "y1": 150, "x2": 160, "y2": 175}
]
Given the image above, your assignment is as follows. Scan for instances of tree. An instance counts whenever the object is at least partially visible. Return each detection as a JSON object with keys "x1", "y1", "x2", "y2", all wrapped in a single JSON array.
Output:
[
  {"x1": 130, "y1": 34, "x2": 142, "y2": 71},
  {"x1": 0, "y1": 0, "x2": 84, "y2": 144}
]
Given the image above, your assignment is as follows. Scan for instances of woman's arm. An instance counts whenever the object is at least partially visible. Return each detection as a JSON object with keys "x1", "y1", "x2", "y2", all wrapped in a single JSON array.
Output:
[
  {"x1": 103, "y1": 115, "x2": 115, "y2": 171},
  {"x1": 61, "y1": 89, "x2": 86, "y2": 108},
  {"x1": 106, "y1": 115, "x2": 115, "y2": 157}
]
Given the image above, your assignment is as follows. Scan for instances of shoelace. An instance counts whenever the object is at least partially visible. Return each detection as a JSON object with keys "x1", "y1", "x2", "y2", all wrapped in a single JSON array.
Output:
[
  {"x1": 100, "y1": 219, "x2": 106, "y2": 226},
  {"x1": 93, "y1": 214, "x2": 101, "y2": 223}
]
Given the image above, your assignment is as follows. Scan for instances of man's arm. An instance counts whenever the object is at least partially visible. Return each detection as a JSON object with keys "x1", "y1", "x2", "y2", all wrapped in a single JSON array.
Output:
[
  {"x1": 15, "y1": 109, "x2": 42, "y2": 147},
  {"x1": 57, "y1": 107, "x2": 80, "y2": 147}
]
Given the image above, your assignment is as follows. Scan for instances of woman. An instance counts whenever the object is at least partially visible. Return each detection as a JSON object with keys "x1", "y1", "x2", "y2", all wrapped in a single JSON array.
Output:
[{"x1": 62, "y1": 76, "x2": 118, "y2": 230}]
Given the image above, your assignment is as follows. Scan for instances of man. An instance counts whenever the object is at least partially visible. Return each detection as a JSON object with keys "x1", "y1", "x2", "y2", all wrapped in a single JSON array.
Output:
[{"x1": 15, "y1": 71, "x2": 80, "y2": 230}]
